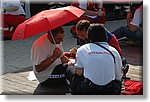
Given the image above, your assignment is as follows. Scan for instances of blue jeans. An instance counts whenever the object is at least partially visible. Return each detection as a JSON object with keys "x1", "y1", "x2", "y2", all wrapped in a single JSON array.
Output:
[
  {"x1": 112, "y1": 26, "x2": 143, "y2": 43},
  {"x1": 65, "y1": 67, "x2": 121, "y2": 95}
]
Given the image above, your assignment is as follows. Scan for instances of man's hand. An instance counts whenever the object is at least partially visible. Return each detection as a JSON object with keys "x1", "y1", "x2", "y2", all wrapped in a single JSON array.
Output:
[
  {"x1": 34, "y1": 47, "x2": 62, "y2": 72},
  {"x1": 68, "y1": 59, "x2": 75, "y2": 66},
  {"x1": 52, "y1": 47, "x2": 62, "y2": 59},
  {"x1": 129, "y1": 24, "x2": 137, "y2": 32}
]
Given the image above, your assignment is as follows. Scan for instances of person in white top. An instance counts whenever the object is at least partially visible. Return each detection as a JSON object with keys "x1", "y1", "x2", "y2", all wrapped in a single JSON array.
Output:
[
  {"x1": 66, "y1": 24, "x2": 122, "y2": 95},
  {"x1": 76, "y1": 0, "x2": 105, "y2": 19},
  {"x1": 2, "y1": 0, "x2": 26, "y2": 40},
  {"x1": 70, "y1": 0, "x2": 106, "y2": 38},
  {"x1": 112, "y1": 3, "x2": 143, "y2": 43},
  {"x1": 31, "y1": 26, "x2": 70, "y2": 87}
]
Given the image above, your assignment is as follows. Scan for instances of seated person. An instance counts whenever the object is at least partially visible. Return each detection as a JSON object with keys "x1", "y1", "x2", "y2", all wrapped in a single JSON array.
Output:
[
  {"x1": 31, "y1": 26, "x2": 71, "y2": 88},
  {"x1": 66, "y1": 24, "x2": 122, "y2": 95},
  {"x1": 76, "y1": 20, "x2": 123, "y2": 57},
  {"x1": 2, "y1": 0, "x2": 26, "y2": 40},
  {"x1": 112, "y1": 4, "x2": 143, "y2": 44},
  {"x1": 70, "y1": 0, "x2": 106, "y2": 37},
  {"x1": 75, "y1": 20, "x2": 129, "y2": 78}
]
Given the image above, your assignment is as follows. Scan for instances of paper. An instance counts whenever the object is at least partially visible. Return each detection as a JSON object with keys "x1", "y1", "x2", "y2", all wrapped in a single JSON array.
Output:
[
  {"x1": 27, "y1": 71, "x2": 37, "y2": 81},
  {"x1": 84, "y1": 14, "x2": 97, "y2": 19},
  {"x1": 0, "y1": 89, "x2": 3, "y2": 94}
]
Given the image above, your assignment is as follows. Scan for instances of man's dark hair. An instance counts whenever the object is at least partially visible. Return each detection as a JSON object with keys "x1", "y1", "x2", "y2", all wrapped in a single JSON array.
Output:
[
  {"x1": 48, "y1": 26, "x2": 64, "y2": 36},
  {"x1": 88, "y1": 24, "x2": 108, "y2": 42},
  {"x1": 76, "y1": 20, "x2": 90, "y2": 31}
]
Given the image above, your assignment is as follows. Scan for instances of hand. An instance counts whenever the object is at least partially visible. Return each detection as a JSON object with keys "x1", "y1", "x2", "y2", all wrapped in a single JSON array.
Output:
[
  {"x1": 52, "y1": 47, "x2": 62, "y2": 59},
  {"x1": 129, "y1": 24, "x2": 137, "y2": 32},
  {"x1": 68, "y1": 59, "x2": 75, "y2": 66}
]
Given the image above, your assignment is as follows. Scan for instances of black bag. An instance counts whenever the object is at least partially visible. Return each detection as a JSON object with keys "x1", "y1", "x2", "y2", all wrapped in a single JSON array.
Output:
[
  {"x1": 70, "y1": 74, "x2": 84, "y2": 94},
  {"x1": 51, "y1": 64, "x2": 67, "y2": 74}
]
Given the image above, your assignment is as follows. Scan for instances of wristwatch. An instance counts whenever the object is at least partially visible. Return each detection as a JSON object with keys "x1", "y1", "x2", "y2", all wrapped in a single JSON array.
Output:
[{"x1": 50, "y1": 57, "x2": 54, "y2": 62}]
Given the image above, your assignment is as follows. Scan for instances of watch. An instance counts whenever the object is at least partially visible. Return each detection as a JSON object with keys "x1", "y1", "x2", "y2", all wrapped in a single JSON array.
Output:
[{"x1": 50, "y1": 57, "x2": 54, "y2": 62}]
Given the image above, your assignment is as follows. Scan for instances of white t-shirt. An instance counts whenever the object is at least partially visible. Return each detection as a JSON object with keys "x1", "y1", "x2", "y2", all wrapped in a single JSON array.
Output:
[
  {"x1": 130, "y1": 5, "x2": 143, "y2": 27},
  {"x1": 75, "y1": 42, "x2": 122, "y2": 85},
  {"x1": 78, "y1": 0, "x2": 98, "y2": 19},
  {"x1": 31, "y1": 34, "x2": 64, "y2": 83},
  {"x1": 3, "y1": 0, "x2": 26, "y2": 15}
]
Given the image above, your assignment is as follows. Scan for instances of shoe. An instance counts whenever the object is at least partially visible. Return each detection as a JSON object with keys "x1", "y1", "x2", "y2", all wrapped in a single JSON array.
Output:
[
  {"x1": 122, "y1": 57, "x2": 127, "y2": 66},
  {"x1": 122, "y1": 58, "x2": 129, "y2": 79},
  {"x1": 122, "y1": 64, "x2": 129, "y2": 76}
]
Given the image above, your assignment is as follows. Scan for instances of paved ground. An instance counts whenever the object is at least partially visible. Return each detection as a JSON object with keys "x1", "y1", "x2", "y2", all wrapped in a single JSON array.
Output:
[{"x1": 1, "y1": 19, "x2": 134, "y2": 75}]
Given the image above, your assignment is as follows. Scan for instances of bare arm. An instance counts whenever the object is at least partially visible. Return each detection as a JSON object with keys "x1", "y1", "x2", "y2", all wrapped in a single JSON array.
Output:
[
  {"x1": 35, "y1": 55, "x2": 57, "y2": 72},
  {"x1": 35, "y1": 47, "x2": 62, "y2": 72},
  {"x1": 61, "y1": 55, "x2": 70, "y2": 64},
  {"x1": 127, "y1": 13, "x2": 137, "y2": 32},
  {"x1": 81, "y1": 8, "x2": 105, "y2": 16}
]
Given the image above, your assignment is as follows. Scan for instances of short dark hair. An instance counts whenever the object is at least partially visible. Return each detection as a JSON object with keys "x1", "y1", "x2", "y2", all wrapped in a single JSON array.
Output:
[
  {"x1": 48, "y1": 26, "x2": 64, "y2": 36},
  {"x1": 88, "y1": 24, "x2": 108, "y2": 42},
  {"x1": 76, "y1": 20, "x2": 90, "y2": 31}
]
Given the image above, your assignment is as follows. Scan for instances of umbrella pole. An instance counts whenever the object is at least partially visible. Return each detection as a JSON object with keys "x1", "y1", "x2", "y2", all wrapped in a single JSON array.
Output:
[
  {"x1": 49, "y1": 30, "x2": 57, "y2": 48},
  {"x1": 49, "y1": 30, "x2": 63, "y2": 56}
]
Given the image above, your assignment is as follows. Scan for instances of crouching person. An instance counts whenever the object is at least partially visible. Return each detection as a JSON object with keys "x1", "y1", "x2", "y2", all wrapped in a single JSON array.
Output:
[
  {"x1": 66, "y1": 24, "x2": 123, "y2": 95},
  {"x1": 31, "y1": 27, "x2": 70, "y2": 94}
]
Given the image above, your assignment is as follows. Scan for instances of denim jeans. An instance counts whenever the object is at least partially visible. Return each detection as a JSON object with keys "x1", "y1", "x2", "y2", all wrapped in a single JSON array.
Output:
[
  {"x1": 65, "y1": 67, "x2": 121, "y2": 95},
  {"x1": 112, "y1": 26, "x2": 143, "y2": 43}
]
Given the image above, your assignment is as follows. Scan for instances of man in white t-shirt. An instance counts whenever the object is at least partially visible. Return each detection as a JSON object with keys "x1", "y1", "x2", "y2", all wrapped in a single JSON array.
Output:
[
  {"x1": 112, "y1": 4, "x2": 143, "y2": 43},
  {"x1": 31, "y1": 26, "x2": 70, "y2": 87},
  {"x1": 2, "y1": 0, "x2": 26, "y2": 40},
  {"x1": 66, "y1": 24, "x2": 122, "y2": 95}
]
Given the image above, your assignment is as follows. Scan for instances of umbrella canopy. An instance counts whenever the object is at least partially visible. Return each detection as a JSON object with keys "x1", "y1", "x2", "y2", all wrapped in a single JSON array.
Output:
[{"x1": 12, "y1": 6, "x2": 85, "y2": 40}]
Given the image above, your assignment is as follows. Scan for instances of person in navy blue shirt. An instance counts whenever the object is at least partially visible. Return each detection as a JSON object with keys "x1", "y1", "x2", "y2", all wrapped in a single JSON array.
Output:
[{"x1": 76, "y1": 20, "x2": 123, "y2": 57}]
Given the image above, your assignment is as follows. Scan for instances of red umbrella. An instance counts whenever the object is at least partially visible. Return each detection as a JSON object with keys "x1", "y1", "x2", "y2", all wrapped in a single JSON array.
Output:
[{"x1": 12, "y1": 6, "x2": 85, "y2": 40}]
